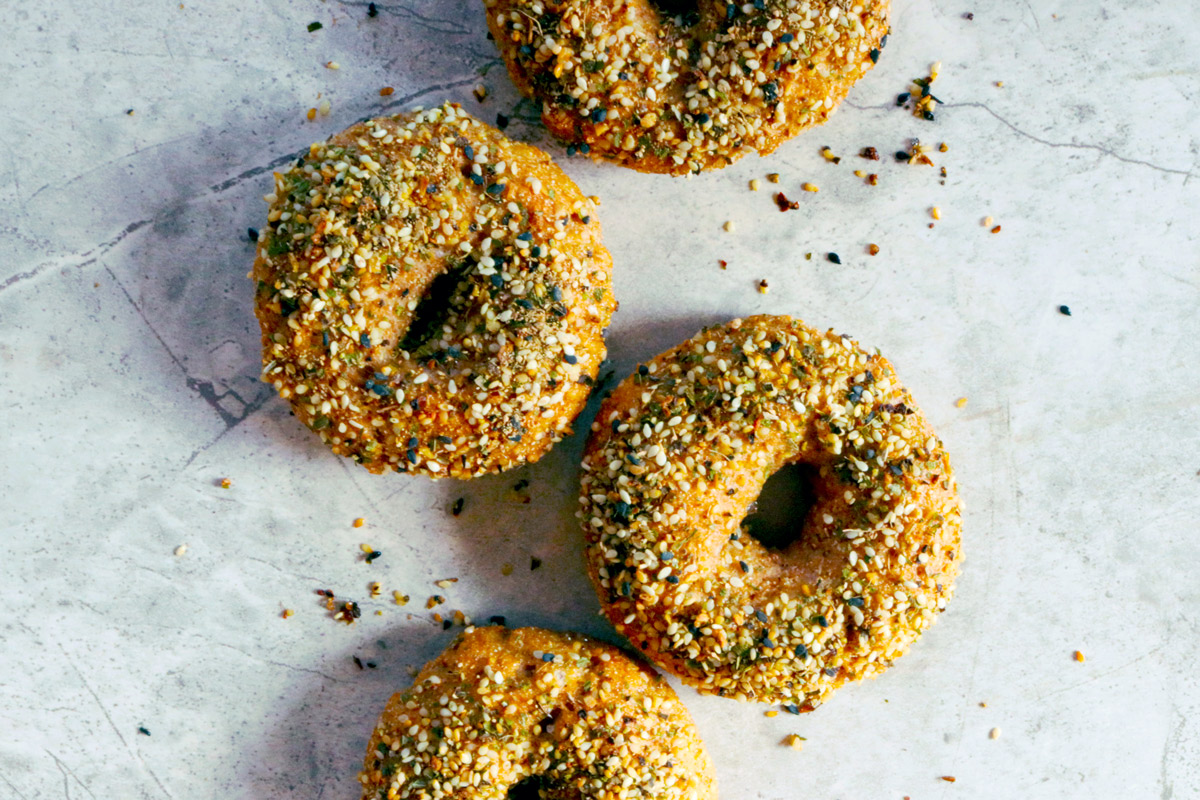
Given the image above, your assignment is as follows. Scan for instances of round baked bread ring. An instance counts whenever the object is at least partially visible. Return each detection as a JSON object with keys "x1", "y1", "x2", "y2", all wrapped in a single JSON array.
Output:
[
  {"x1": 484, "y1": 0, "x2": 889, "y2": 174},
  {"x1": 358, "y1": 626, "x2": 717, "y2": 800},
  {"x1": 579, "y1": 315, "x2": 962, "y2": 707},
  {"x1": 252, "y1": 103, "x2": 616, "y2": 477}
]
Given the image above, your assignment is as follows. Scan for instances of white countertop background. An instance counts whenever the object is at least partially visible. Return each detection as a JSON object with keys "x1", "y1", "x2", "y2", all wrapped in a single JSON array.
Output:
[{"x1": 2, "y1": 0, "x2": 1198, "y2": 797}]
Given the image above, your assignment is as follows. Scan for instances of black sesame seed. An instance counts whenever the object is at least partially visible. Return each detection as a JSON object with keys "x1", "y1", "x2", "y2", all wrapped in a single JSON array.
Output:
[
  {"x1": 827, "y1": 252, "x2": 841, "y2": 264},
  {"x1": 307, "y1": 21, "x2": 323, "y2": 32},
  {"x1": 754, "y1": 609, "x2": 769, "y2": 624},
  {"x1": 895, "y1": 92, "x2": 910, "y2": 105},
  {"x1": 666, "y1": 575, "x2": 679, "y2": 584},
  {"x1": 660, "y1": 551, "x2": 674, "y2": 561},
  {"x1": 566, "y1": 145, "x2": 577, "y2": 157},
  {"x1": 486, "y1": 183, "x2": 504, "y2": 196},
  {"x1": 496, "y1": 113, "x2": 509, "y2": 130},
  {"x1": 367, "y1": 2, "x2": 378, "y2": 15},
  {"x1": 353, "y1": 656, "x2": 364, "y2": 670},
  {"x1": 783, "y1": 703, "x2": 801, "y2": 714},
  {"x1": 814, "y1": 615, "x2": 828, "y2": 627},
  {"x1": 489, "y1": 615, "x2": 507, "y2": 626},
  {"x1": 451, "y1": 497, "x2": 465, "y2": 516},
  {"x1": 542, "y1": 652, "x2": 555, "y2": 662},
  {"x1": 463, "y1": 145, "x2": 474, "y2": 160},
  {"x1": 426, "y1": 183, "x2": 439, "y2": 194},
  {"x1": 366, "y1": 550, "x2": 382, "y2": 563},
  {"x1": 442, "y1": 619, "x2": 453, "y2": 630},
  {"x1": 137, "y1": 726, "x2": 151, "y2": 736},
  {"x1": 469, "y1": 173, "x2": 483, "y2": 185},
  {"x1": 847, "y1": 597, "x2": 864, "y2": 608},
  {"x1": 880, "y1": 33, "x2": 889, "y2": 48},
  {"x1": 563, "y1": 353, "x2": 578, "y2": 364},
  {"x1": 590, "y1": 107, "x2": 607, "y2": 123},
  {"x1": 530, "y1": 556, "x2": 542, "y2": 571},
  {"x1": 739, "y1": 560, "x2": 749, "y2": 573},
  {"x1": 360, "y1": 333, "x2": 371, "y2": 347},
  {"x1": 895, "y1": 150, "x2": 910, "y2": 161},
  {"x1": 1058, "y1": 304, "x2": 1072, "y2": 316},
  {"x1": 869, "y1": 48, "x2": 880, "y2": 63},
  {"x1": 579, "y1": 143, "x2": 590, "y2": 154},
  {"x1": 247, "y1": 227, "x2": 259, "y2": 242}
]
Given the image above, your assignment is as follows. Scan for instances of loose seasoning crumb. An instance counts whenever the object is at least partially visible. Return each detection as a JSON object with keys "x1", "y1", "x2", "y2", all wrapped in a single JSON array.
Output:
[
  {"x1": 473, "y1": 84, "x2": 488, "y2": 102},
  {"x1": 749, "y1": 179, "x2": 761, "y2": 191},
  {"x1": 982, "y1": 216, "x2": 994, "y2": 227},
  {"x1": 783, "y1": 734, "x2": 805, "y2": 749},
  {"x1": 804, "y1": 253, "x2": 813, "y2": 261},
  {"x1": 435, "y1": 578, "x2": 458, "y2": 589},
  {"x1": 360, "y1": 543, "x2": 375, "y2": 554},
  {"x1": 530, "y1": 556, "x2": 543, "y2": 571},
  {"x1": 941, "y1": 776, "x2": 957, "y2": 783},
  {"x1": 379, "y1": 86, "x2": 394, "y2": 96},
  {"x1": 767, "y1": 173, "x2": 780, "y2": 183},
  {"x1": 867, "y1": 173, "x2": 879, "y2": 186},
  {"x1": 427, "y1": 595, "x2": 446, "y2": 609},
  {"x1": 939, "y1": 142, "x2": 949, "y2": 152},
  {"x1": 774, "y1": 192, "x2": 799, "y2": 211},
  {"x1": 325, "y1": 61, "x2": 340, "y2": 70},
  {"x1": 1074, "y1": 650, "x2": 1086, "y2": 662},
  {"x1": 989, "y1": 727, "x2": 1001, "y2": 739},
  {"x1": 757, "y1": 279, "x2": 769, "y2": 294},
  {"x1": 995, "y1": 81, "x2": 1004, "y2": 88},
  {"x1": 353, "y1": 655, "x2": 365, "y2": 670},
  {"x1": 501, "y1": 563, "x2": 514, "y2": 576},
  {"x1": 496, "y1": 113, "x2": 509, "y2": 130},
  {"x1": 991, "y1": 225, "x2": 1002, "y2": 234},
  {"x1": 281, "y1": 608, "x2": 294, "y2": 619},
  {"x1": 335, "y1": 600, "x2": 361, "y2": 624},
  {"x1": 963, "y1": 11, "x2": 974, "y2": 19},
  {"x1": 369, "y1": 582, "x2": 382, "y2": 598},
  {"x1": 1058, "y1": 305, "x2": 1072, "y2": 316},
  {"x1": 931, "y1": 206, "x2": 942, "y2": 220},
  {"x1": 820, "y1": 146, "x2": 840, "y2": 164},
  {"x1": 718, "y1": 259, "x2": 728, "y2": 270},
  {"x1": 247, "y1": 227, "x2": 259, "y2": 242},
  {"x1": 365, "y1": 549, "x2": 382, "y2": 564},
  {"x1": 764, "y1": 710, "x2": 778, "y2": 718},
  {"x1": 955, "y1": 397, "x2": 968, "y2": 408},
  {"x1": 306, "y1": 107, "x2": 317, "y2": 121},
  {"x1": 138, "y1": 727, "x2": 151, "y2": 736},
  {"x1": 126, "y1": 109, "x2": 135, "y2": 116},
  {"x1": 307, "y1": 21, "x2": 323, "y2": 32},
  {"x1": 801, "y1": 182, "x2": 819, "y2": 193},
  {"x1": 353, "y1": 517, "x2": 366, "y2": 528},
  {"x1": 173, "y1": 544, "x2": 188, "y2": 557},
  {"x1": 868, "y1": 243, "x2": 880, "y2": 256},
  {"x1": 318, "y1": 99, "x2": 331, "y2": 116},
  {"x1": 451, "y1": 497, "x2": 465, "y2": 516},
  {"x1": 826, "y1": 252, "x2": 841, "y2": 265},
  {"x1": 393, "y1": 591, "x2": 409, "y2": 606},
  {"x1": 853, "y1": 169, "x2": 865, "y2": 178},
  {"x1": 860, "y1": 146, "x2": 880, "y2": 160},
  {"x1": 219, "y1": 478, "x2": 232, "y2": 489},
  {"x1": 723, "y1": 220, "x2": 736, "y2": 232},
  {"x1": 979, "y1": 701, "x2": 988, "y2": 708},
  {"x1": 367, "y1": 2, "x2": 378, "y2": 17}
]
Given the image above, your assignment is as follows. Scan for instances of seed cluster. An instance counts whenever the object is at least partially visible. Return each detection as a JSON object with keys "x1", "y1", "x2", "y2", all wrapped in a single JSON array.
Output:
[
  {"x1": 358, "y1": 626, "x2": 717, "y2": 800},
  {"x1": 484, "y1": 0, "x2": 890, "y2": 174},
  {"x1": 579, "y1": 315, "x2": 961, "y2": 707},
  {"x1": 252, "y1": 103, "x2": 616, "y2": 477}
]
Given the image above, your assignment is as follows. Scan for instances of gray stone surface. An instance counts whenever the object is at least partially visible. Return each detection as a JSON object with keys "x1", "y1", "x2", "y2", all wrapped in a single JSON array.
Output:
[{"x1": 2, "y1": 0, "x2": 1198, "y2": 797}]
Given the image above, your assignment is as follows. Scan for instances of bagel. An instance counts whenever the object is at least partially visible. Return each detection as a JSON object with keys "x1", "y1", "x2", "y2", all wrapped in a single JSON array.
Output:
[
  {"x1": 484, "y1": 0, "x2": 889, "y2": 174},
  {"x1": 358, "y1": 626, "x2": 717, "y2": 800},
  {"x1": 578, "y1": 315, "x2": 962, "y2": 707},
  {"x1": 252, "y1": 103, "x2": 616, "y2": 477}
]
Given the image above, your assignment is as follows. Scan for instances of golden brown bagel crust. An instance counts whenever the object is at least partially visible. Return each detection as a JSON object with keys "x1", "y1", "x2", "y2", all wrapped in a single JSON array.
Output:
[
  {"x1": 579, "y1": 315, "x2": 962, "y2": 707},
  {"x1": 484, "y1": 0, "x2": 889, "y2": 174},
  {"x1": 358, "y1": 626, "x2": 717, "y2": 800},
  {"x1": 252, "y1": 104, "x2": 615, "y2": 478}
]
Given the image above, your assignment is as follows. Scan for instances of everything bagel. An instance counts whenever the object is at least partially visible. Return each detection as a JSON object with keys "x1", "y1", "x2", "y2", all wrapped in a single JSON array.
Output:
[
  {"x1": 252, "y1": 103, "x2": 615, "y2": 477},
  {"x1": 579, "y1": 315, "x2": 961, "y2": 707},
  {"x1": 485, "y1": 0, "x2": 889, "y2": 174}
]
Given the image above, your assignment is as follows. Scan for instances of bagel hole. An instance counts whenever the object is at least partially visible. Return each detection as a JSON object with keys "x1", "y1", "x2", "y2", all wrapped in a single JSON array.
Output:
[
  {"x1": 652, "y1": 0, "x2": 700, "y2": 26},
  {"x1": 397, "y1": 261, "x2": 475, "y2": 354},
  {"x1": 508, "y1": 776, "x2": 578, "y2": 800},
  {"x1": 741, "y1": 463, "x2": 817, "y2": 551}
]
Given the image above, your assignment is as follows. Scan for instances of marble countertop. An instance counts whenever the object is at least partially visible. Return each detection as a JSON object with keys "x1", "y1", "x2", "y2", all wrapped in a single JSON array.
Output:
[{"x1": 3, "y1": 1, "x2": 1198, "y2": 797}]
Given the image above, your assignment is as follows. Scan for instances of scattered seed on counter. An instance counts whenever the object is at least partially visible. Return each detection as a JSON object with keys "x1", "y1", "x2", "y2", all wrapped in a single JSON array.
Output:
[
  {"x1": 473, "y1": 84, "x2": 488, "y2": 102},
  {"x1": 354, "y1": 517, "x2": 366, "y2": 528},
  {"x1": 435, "y1": 578, "x2": 459, "y2": 589},
  {"x1": 325, "y1": 61, "x2": 340, "y2": 70},
  {"x1": 427, "y1": 595, "x2": 446, "y2": 609},
  {"x1": 826, "y1": 252, "x2": 841, "y2": 264},
  {"x1": 451, "y1": 497, "x2": 465, "y2": 516},
  {"x1": 931, "y1": 207, "x2": 941, "y2": 220},
  {"x1": 393, "y1": 591, "x2": 409, "y2": 606},
  {"x1": 1074, "y1": 650, "x2": 1086, "y2": 662},
  {"x1": 956, "y1": 397, "x2": 968, "y2": 408},
  {"x1": 501, "y1": 563, "x2": 514, "y2": 576},
  {"x1": 1059, "y1": 305, "x2": 1072, "y2": 316},
  {"x1": 991, "y1": 225, "x2": 1002, "y2": 234},
  {"x1": 530, "y1": 556, "x2": 542, "y2": 571},
  {"x1": 820, "y1": 146, "x2": 840, "y2": 163},
  {"x1": 767, "y1": 173, "x2": 781, "y2": 183},
  {"x1": 758, "y1": 279, "x2": 769, "y2": 294},
  {"x1": 173, "y1": 544, "x2": 188, "y2": 557},
  {"x1": 749, "y1": 179, "x2": 761, "y2": 191},
  {"x1": 307, "y1": 21, "x2": 323, "y2": 32},
  {"x1": 801, "y1": 182, "x2": 819, "y2": 193},
  {"x1": 860, "y1": 146, "x2": 880, "y2": 160},
  {"x1": 379, "y1": 86, "x2": 394, "y2": 96},
  {"x1": 369, "y1": 582, "x2": 382, "y2": 598},
  {"x1": 783, "y1": 734, "x2": 805, "y2": 749},
  {"x1": 989, "y1": 727, "x2": 1001, "y2": 739},
  {"x1": 723, "y1": 220, "x2": 736, "y2": 232},
  {"x1": 281, "y1": 608, "x2": 294, "y2": 619},
  {"x1": 774, "y1": 192, "x2": 799, "y2": 211},
  {"x1": 868, "y1": 243, "x2": 880, "y2": 256}
]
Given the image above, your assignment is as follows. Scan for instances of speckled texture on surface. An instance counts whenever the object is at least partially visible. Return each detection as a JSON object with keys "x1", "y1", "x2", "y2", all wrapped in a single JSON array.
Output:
[{"x1": 1, "y1": 1, "x2": 1198, "y2": 798}]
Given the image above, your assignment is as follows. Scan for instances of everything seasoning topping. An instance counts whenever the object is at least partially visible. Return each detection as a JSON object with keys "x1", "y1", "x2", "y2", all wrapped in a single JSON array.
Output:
[
  {"x1": 358, "y1": 626, "x2": 716, "y2": 800},
  {"x1": 252, "y1": 103, "x2": 615, "y2": 478},
  {"x1": 579, "y1": 316, "x2": 962, "y2": 707},
  {"x1": 484, "y1": 0, "x2": 889, "y2": 174}
]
